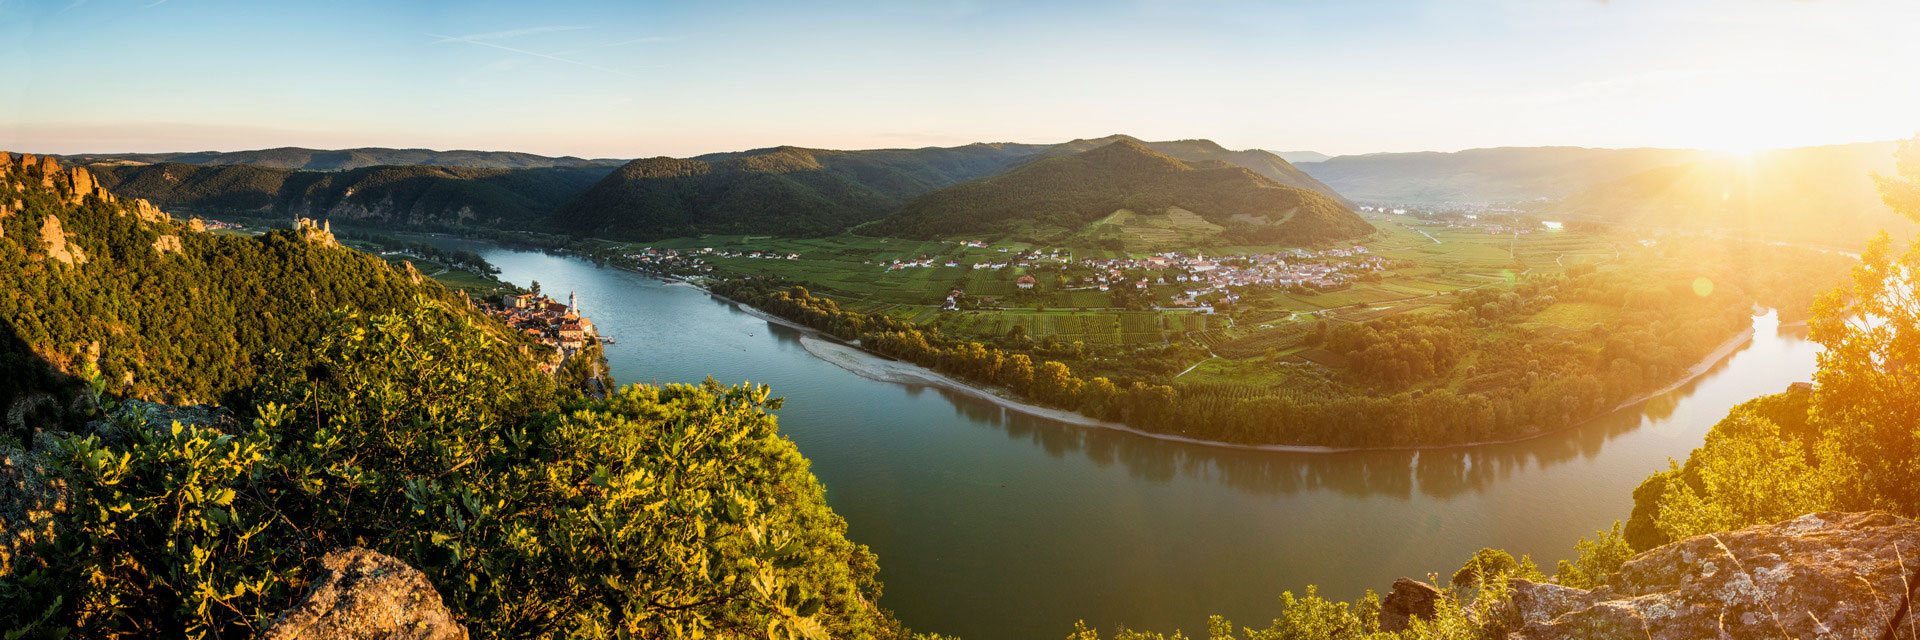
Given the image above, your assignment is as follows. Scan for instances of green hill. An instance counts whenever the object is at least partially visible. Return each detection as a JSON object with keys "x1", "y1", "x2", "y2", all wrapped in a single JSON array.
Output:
[
  {"x1": 0, "y1": 151, "x2": 508, "y2": 415},
  {"x1": 61, "y1": 146, "x2": 624, "y2": 171},
  {"x1": 1038, "y1": 135, "x2": 1354, "y2": 207},
  {"x1": 867, "y1": 139, "x2": 1374, "y2": 245},
  {"x1": 88, "y1": 162, "x2": 612, "y2": 228},
  {"x1": 551, "y1": 143, "x2": 1048, "y2": 239}
]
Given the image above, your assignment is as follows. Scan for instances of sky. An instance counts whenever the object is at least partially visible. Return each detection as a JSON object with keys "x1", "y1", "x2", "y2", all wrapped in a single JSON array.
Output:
[{"x1": 2, "y1": 0, "x2": 1918, "y2": 158}]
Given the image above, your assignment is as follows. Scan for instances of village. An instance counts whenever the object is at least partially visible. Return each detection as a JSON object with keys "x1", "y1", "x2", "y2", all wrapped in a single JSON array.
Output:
[
  {"x1": 473, "y1": 290, "x2": 601, "y2": 370},
  {"x1": 611, "y1": 240, "x2": 1394, "y2": 314}
]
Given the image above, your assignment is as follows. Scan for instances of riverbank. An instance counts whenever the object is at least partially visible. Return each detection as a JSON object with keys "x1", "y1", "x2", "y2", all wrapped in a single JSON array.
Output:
[{"x1": 646, "y1": 267, "x2": 1770, "y2": 454}]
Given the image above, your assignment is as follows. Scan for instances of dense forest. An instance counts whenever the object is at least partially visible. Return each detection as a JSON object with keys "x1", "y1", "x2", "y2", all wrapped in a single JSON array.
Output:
[
  {"x1": 866, "y1": 140, "x2": 1374, "y2": 245},
  {"x1": 0, "y1": 153, "x2": 908, "y2": 639},
  {"x1": 0, "y1": 305, "x2": 904, "y2": 639},
  {"x1": 0, "y1": 154, "x2": 516, "y2": 425},
  {"x1": 90, "y1": 162, "x2": 613, "y2": 228}
]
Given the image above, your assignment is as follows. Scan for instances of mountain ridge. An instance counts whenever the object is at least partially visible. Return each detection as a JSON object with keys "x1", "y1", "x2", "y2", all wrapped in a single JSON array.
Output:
[
  {"x1": 866, "y1": 139, "x2": 1374, "y2": 245},
  {"x1": 61, "y1": 146, "x2": 625, "y2": 171}
]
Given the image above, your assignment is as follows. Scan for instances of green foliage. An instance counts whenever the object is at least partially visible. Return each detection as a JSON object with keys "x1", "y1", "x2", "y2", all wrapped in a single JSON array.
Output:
[
  {"x1": 1552, "y1": 523, "x2": 1632, "y2": 590},
  {"x1": 1653, "y1": 408, "x2": 1835, "y2": 540},
  {"x1": 1624, "y1": 138, "x2": 1920, "y2": 551},
  {"x1": 1449, "y1": 548, "x2": 1541, "y2": 590},
  {"x1": 2, "y1": 305, "x2": 898, "y2": 639},
  {"x1": 0, "y1": 158, "x2": 486, "y2": 410},
  {"x1": 1064, "y1": 586, "x2": 1491, "y2": 640}
]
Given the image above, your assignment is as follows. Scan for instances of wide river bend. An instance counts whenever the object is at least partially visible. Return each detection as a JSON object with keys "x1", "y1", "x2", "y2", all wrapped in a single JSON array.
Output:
[{"x1": 459, "y1": 243, "x2": 1819, "y2": 640}]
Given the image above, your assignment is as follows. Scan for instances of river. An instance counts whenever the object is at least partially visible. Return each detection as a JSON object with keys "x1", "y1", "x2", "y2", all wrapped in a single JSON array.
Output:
[{"x1": 457, "y1": 243, "x2": 1821, "y2": 639}]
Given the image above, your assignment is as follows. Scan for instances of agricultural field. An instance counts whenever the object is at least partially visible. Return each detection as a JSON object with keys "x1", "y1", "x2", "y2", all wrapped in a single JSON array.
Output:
[{"x1": 640, "y1": 214, "x2": 1625, "y2": 352}]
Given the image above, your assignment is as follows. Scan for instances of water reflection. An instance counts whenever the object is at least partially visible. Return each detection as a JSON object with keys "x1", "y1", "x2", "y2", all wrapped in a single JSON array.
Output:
[
  {"x1": 446, "y1": 241, "x2": 1824, "y2": 640},
  {"x1": 768, "y1": 318, "x2": 1783, "y2": 503}
]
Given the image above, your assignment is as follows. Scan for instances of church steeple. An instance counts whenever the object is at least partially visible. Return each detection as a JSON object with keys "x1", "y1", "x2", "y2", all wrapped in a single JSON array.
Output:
[{"x1": 569, "y1": 290, "x2": 578, "y2": 315}]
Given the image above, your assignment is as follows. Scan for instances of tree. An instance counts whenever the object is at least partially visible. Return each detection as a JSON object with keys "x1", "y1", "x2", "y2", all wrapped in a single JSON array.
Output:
[
  {"x1": 1805, "y1": 139, "x2": 1920, "y2": 513},
  {"x1": 1553, "y1": 523, "x2": 1632, "y2": 589},
  {"x1": 529, "y1": 279, "x2": 542, "y2": 296},
  {"x1": 1655, "y1": 409, "x2": 1833, "y2": 540}
]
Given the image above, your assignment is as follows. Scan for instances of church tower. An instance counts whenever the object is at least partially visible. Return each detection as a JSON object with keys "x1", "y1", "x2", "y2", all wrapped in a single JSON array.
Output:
[{"x1": 569, "y1": 290, "x2": 578, "y2": 315}]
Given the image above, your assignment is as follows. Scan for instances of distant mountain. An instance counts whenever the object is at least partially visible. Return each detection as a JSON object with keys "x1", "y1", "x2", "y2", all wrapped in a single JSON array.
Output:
[
  {"x1": 1270, "y1": 150, "x2": 1331, "y2": 164},
  {"x1": 61, "y1": 147, "x2": 624, "y2": 171},
  {"x1": 1034, "y1": 135, "x2": 1352, "y2": 206},
  {"x1": 89, "y1": 162, "x2": 613, "y2": 227},
  {"x1": 1547, "y1": 141, "x2": 1912, "y2": 247},
  {"x1": 1299, "y1": 146, "x2": 1715, "y2": 204},
  {"x1": 551, "y1": 143, "x2": 1049, "y2": 239},
  {"x1": 867, "y1": 139, "x2": 1373, "y2": 245}
]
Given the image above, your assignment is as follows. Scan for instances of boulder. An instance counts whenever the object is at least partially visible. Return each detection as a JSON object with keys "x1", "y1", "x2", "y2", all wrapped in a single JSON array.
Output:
[
  {"x1": 261, "y1": 547, "x2": 468, "y2": 640},
  {"x1": 1506, "y1": 512, "x2": 1920, "y2": 639},
  {"x1": 1380, "y1": 577, "x2": 1446, "y2": 632}
]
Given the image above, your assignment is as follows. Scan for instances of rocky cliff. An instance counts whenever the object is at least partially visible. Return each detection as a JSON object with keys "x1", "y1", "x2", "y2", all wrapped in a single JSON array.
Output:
[{"x1": 2, "y1": 151, "x2": 173, "y2": 263}]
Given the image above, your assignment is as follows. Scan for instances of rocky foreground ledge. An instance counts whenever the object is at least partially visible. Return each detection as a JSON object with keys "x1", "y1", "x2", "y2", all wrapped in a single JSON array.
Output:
[
  {"x1": 1375, "y1": 511, "x2": 1920, "y2": 639},
  {"x1": 1501, "y1": 511, "x2": 1919, "y2": 639}
]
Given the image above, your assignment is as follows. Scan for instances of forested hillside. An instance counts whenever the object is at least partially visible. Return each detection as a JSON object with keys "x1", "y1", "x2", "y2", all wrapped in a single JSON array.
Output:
[
  {"x1": 1040, "y1": 135, "x2": 1353, "y2": 207},
  {"x1": 0, "y1": 150, "x2": 904, "y2": 639},
  {"x1": 867, "y1": 140, "x2": 1373, "y2": 245},
  {"x1": 550, "y1": 143, "x2": 1048, "y2": 239},
  {"x1": 88, "y1": 162, "x2": 612, "y2": 228},
  {"x1": 63, "y1": 146, "x2": 622, "y2": 171},
  {"x1": 0, "y1": 151, "x2": 508, "y2": 422}
]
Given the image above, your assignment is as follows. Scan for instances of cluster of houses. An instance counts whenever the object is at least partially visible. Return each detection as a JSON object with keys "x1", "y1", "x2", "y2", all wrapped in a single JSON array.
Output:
[
  {"x1": 478, "y1": 291, "x2": 599, "y2": 357},
  {"x1": 1060, "y1": 249, "x2": 1387, "y2": 306},
  {"x1": 1434, "y1": 218, "x2": 1540, "y2": 235},
  {"x1": 620, "y1": 247, "x2": 733, "y2": 273}
]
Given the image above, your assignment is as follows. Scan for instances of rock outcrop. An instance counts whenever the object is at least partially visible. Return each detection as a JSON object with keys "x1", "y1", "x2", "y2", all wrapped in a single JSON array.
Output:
[
  {"x1": 39, "y1": 214, "x2": 86, "y2": 265},
  {"x1": 153, "y1": 234, "x2": 182, "y2": 255},
  {"x1": 1502, "y1": 512, "x2": 1920, "y2": 639},
  {"x1": 261, "y1": 547, "x2": 468, "y2": 640},
  {"x1": 1381, "y1": 577, "x2": 1447, "y2": 632}
]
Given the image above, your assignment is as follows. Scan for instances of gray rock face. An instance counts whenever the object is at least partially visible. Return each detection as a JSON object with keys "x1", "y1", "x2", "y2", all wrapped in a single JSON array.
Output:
[
  {"x1": 262, "y1": 547, "x2": 468, "y2": 640},
  {"x1": 1380, "y1": 577, "x2": 1446, "y2": 632},
  {"x1": 1505, "y1": 511, "x2": 1920, "y2": 639}
]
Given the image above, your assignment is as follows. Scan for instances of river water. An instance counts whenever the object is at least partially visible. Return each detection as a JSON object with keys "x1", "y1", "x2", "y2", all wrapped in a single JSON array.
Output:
[{"x1": 459, "y1": 243, "x2": 1820, "y2": 639}]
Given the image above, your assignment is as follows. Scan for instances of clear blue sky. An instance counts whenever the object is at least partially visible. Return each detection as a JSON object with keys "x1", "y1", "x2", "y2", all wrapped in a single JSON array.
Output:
[{"x1": 3, "y1": 0, "x2": 1916, "y2": 157}]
